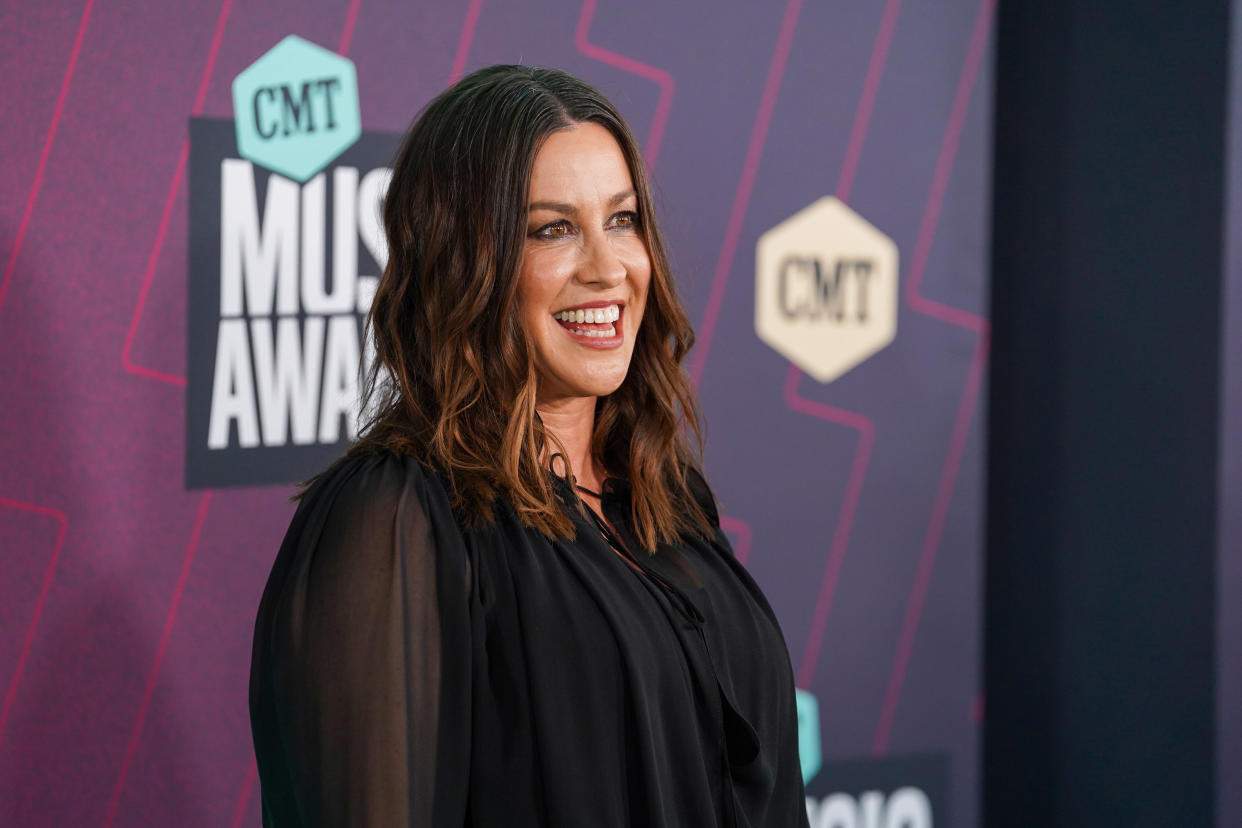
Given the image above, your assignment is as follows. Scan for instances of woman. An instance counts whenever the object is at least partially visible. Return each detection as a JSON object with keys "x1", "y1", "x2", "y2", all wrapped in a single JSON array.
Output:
[{"x1": 249, "y1": 65, "x2": 810, "y2": 827}]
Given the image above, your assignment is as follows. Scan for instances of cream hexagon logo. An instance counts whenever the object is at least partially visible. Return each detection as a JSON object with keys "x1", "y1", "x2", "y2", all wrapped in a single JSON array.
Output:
[{"x1": 755, "y1": 196, "x2": 898, "y2": 382}]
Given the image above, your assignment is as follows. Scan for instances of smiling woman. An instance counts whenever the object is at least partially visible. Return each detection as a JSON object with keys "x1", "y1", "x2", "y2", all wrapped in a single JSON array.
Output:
[
  {"x1": 248, "y1": 65, "x2": 811, "y2": 827},
  {"x1": 518, "y1": 123, "x2": 650, "y2": 404}
]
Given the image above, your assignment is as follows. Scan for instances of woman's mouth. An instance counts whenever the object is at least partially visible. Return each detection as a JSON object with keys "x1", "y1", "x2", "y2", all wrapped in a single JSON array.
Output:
[{"x1": 551, "y1": 302, "x2": 623, "y2": 345}]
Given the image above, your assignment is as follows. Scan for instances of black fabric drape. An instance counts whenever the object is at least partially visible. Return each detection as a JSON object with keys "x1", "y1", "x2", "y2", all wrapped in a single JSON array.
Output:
[{"x1": 250, "y1": 451, "x2": 809, "y2": 827}]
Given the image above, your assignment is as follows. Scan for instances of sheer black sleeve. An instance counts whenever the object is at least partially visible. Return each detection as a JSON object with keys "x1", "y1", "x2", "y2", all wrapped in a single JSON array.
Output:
[{"x1": 250, "y1": 453, "x2": 473, "y2": 827}]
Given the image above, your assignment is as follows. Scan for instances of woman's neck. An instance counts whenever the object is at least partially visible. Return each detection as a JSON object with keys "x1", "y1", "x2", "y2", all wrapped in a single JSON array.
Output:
[{"x1": 536, "y1": 395, "x2": 602, "y2": 491}]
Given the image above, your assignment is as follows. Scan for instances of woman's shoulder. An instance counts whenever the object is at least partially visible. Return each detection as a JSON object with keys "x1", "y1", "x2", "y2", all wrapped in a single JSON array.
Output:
[
  {"x1": 255, "y1": 449, "x2": 475, "y2": 691},
  {"x1": 681, "y1": 464, "x2": 720, "y2": 529},
  {"x1": 302, "y1": 447, "x2": 444, "y2": 508},
  {"x1": 290, "y1": 448, "x2": 461, "y2": 552}
]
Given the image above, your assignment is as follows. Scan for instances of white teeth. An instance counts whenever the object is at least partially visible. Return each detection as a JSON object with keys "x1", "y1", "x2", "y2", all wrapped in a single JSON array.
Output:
[
  {"x1": 564, "y1": 323, "x2": 617, "y2": 338},
  {"x1": 552, "y1": 304, "x2": 621, "y2": 324}
]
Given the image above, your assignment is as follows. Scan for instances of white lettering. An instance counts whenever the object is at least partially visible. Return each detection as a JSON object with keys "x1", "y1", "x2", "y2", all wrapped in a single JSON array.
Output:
[
  {"x1": 859, "y1": 792, "x2": 884, "y2": 828},
  {"x1": 220, "y1": 160, "x2": 299, "y2": 317},
  {"x1": 300, "y1": 171, "x2": 359, "y2": 314},
  {"x1": 207, "y1": 318, "x2": 260, "y2": 449},
  {"x1": 884, "y1": 788, "x2": 932, "y2": 828},
  {"x1": 250, "y1": 316, "x2": 325, "y2": 446},
  {"x1": 209, "y1": 161, "x2": 395, "y2": 454},
  {"x1": 330, "y1": 166, "x2": 359, "y2": 312},
  {"x1": 358, "y1": 167, "x2": 391, "y2": 268},
  {"x1": 805, "y1": 790, "x2": 932, "y2": 828},
  {"x1": 318, "y1": 314, "x2": 361, "y2": 443},
  {"x1": 355, "y1": 167, "x2": 390, "y2": 314},
  {"x1": 356, "y1": 275, "x2": 378, "y2": 314},
  {"x1": 809, "y1": 793, "x2": 859, "y2": 828}
]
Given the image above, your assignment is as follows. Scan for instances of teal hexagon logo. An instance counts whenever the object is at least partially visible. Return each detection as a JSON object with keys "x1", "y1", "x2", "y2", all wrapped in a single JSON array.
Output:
[
  {"x1": 795, "y1": 688, "x2": 822, "y2": 785},
  {"x1": 231, "y1": 35, "x2": 361, "y2": 183}
]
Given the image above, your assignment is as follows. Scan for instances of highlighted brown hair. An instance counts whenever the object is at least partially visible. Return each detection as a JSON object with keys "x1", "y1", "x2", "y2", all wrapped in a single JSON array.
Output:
[{"x1": 347, "y1": 64, "x2": 711, "y2": 550}]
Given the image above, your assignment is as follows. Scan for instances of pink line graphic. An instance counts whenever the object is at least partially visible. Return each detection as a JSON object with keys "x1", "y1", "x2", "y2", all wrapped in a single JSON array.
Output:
[
  {"x1": 835, "y1": 0, "x2": 902, "y2": 206},
  {"x1": 789, "y1": 0, "x2": 901, "y2": 690},
  {"x1": 337, "y1": 0, "x2": 364, "y2": 56},
  {"x1": 872, "y1": 0, "x2": 995, "y2": 755},
  {"x1": 688, "y1": 0, "x2": 804, "y2": 389},
  {"x1": 719, "y1": 514, "x2": 754, "y2": 565},
  {"x1": 227, "y1": 761, "x2": 258, "y2": 828},
  {"x1": 574, "y1": 0, "x2": 675, "y2": 169},
  {"x1": 971, "y1": 691, "x2": 985, "y2": 726},
  {"x1": 103, "y1": 491, "x2": 212, "y2": 828},
  {"x1": 0, "y1": 498, "x2": 69, "y2": 746},
  {"x1": 0, "y1": 0, "x2": 95, "y2": 317},
  {"x1": 448, "y1": 0, "x2": 483, "y2": 84},
  {"x1": 791, "y1": 366, "x2": 877, "y2": 688},
  {"x1": 121, "y1": 0, "x2": 362, "y2": 387},
  {"x1": 121, "y1": 0, "x2": 235, "y2": 387},
  {"x1": 122, "y1": 137, "x2": 192, "y2": 387}
]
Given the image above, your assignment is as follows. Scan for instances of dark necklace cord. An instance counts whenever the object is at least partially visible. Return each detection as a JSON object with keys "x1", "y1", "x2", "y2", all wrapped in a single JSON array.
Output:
[
  {"x1": 547, "y1": 452, "x2": 607, "y2": 500},
  {"x1": 554, "y1": 457, "x2": 704, "y2": 625},
  {"x1": 547, "y1": 453, "x2": 648, "y2": 574}
]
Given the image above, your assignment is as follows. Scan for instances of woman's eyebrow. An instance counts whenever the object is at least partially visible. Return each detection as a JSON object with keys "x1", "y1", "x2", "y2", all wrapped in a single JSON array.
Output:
[
  {"x1": 527, "y1": 189, "x2": 636, "y2": 215},
  {"x1": 607, "y1": 188, "x2": 636, "y2": 206},
  {"x1": 528, "y1": 200, "x2": 575, "y2": 214}
]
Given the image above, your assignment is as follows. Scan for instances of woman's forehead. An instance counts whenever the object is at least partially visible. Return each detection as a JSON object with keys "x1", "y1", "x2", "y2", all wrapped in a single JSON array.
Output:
[{"x1": 528, "y1": 123, "x2": 635, "y2": 206}]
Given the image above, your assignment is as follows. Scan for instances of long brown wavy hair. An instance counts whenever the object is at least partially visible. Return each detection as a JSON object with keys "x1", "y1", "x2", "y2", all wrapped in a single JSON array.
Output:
[{"x1": 345, "y1": 64, "x2": 712, "y2": 550}]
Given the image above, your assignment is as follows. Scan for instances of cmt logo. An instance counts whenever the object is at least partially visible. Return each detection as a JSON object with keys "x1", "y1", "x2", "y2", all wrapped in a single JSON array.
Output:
[
  {"x1": 777, "y1": 256, "x2": 876, "y2": 322},
  {"x1": 184, "y1": 37, "x2": 386, "y2": 488},
  {"x1": 231, "y1": 36, "x2": 362, "y2": 183},
  {"x1": 756, "y1": 196, "x2": 898, "y2": 382},
  {"x1": 249, "y1": 76, "x2": 348, "y2": 139}
]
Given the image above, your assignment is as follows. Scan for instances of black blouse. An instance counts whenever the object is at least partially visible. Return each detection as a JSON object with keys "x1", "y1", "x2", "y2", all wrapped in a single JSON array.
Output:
[{"x1": 249, "y1": 450, "x2": 809, "y2": 827}]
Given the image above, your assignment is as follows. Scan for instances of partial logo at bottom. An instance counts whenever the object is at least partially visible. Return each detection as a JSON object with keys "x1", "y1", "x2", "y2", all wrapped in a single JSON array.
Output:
[{"x1": 796, "y1": 690, "x2": 948, "y2": 828}]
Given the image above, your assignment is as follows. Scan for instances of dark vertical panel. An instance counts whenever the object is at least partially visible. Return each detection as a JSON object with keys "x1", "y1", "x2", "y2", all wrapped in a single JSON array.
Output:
[
  {"x1": 1217, "y1": 3, "x2": 1242, "y2": 826},
  {"x1": 985, "y1": 1, "x2": 1224, "y2": 825}
]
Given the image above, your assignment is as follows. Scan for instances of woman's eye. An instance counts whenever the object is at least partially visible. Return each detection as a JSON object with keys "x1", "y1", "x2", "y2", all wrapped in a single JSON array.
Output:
[
  {"x1": 610, "y1": 211, "x2": 640, "y2": 230},
  {"x1": 534, "y1": 220, "x2": 573, "y2": 239}
]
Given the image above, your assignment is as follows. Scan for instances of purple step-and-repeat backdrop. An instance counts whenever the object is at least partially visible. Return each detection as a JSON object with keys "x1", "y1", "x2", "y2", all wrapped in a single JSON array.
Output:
[{"x1": 0, "y1": 1, "x2": 994, "y2": 825}]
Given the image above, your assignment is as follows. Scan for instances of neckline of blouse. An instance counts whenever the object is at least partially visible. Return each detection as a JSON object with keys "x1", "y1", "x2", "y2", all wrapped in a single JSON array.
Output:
[
  {"x1": 548, "y1": 470, "x2": 630, "y2": 501},
  {"x1": 545, "y1": 452, "x2": 630, "y2": 500}
]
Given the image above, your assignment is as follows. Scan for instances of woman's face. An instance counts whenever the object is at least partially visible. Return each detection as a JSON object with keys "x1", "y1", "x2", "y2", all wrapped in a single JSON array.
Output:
[{"x1": 517, "y1": 121, "x2": 651, "y2": 403}]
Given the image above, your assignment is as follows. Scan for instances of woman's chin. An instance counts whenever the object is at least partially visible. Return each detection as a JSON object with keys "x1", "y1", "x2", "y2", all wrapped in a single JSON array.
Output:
[{"x1": 538, "y1": 368, "x2": 629, "y2": 401}]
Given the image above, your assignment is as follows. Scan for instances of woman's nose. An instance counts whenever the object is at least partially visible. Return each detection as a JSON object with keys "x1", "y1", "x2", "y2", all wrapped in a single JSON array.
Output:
[{"x1": 578, "y1": 232, "x2": 628, "y2": 287}]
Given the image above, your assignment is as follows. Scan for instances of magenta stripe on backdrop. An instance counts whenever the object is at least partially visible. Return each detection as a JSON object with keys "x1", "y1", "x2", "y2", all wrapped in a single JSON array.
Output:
[
  {"x1": 0, "y1": 0, "x2": 95, "y2": 316},
  {"x1": 873, "y1": 0, "x2": 996, "y2": 755}
]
